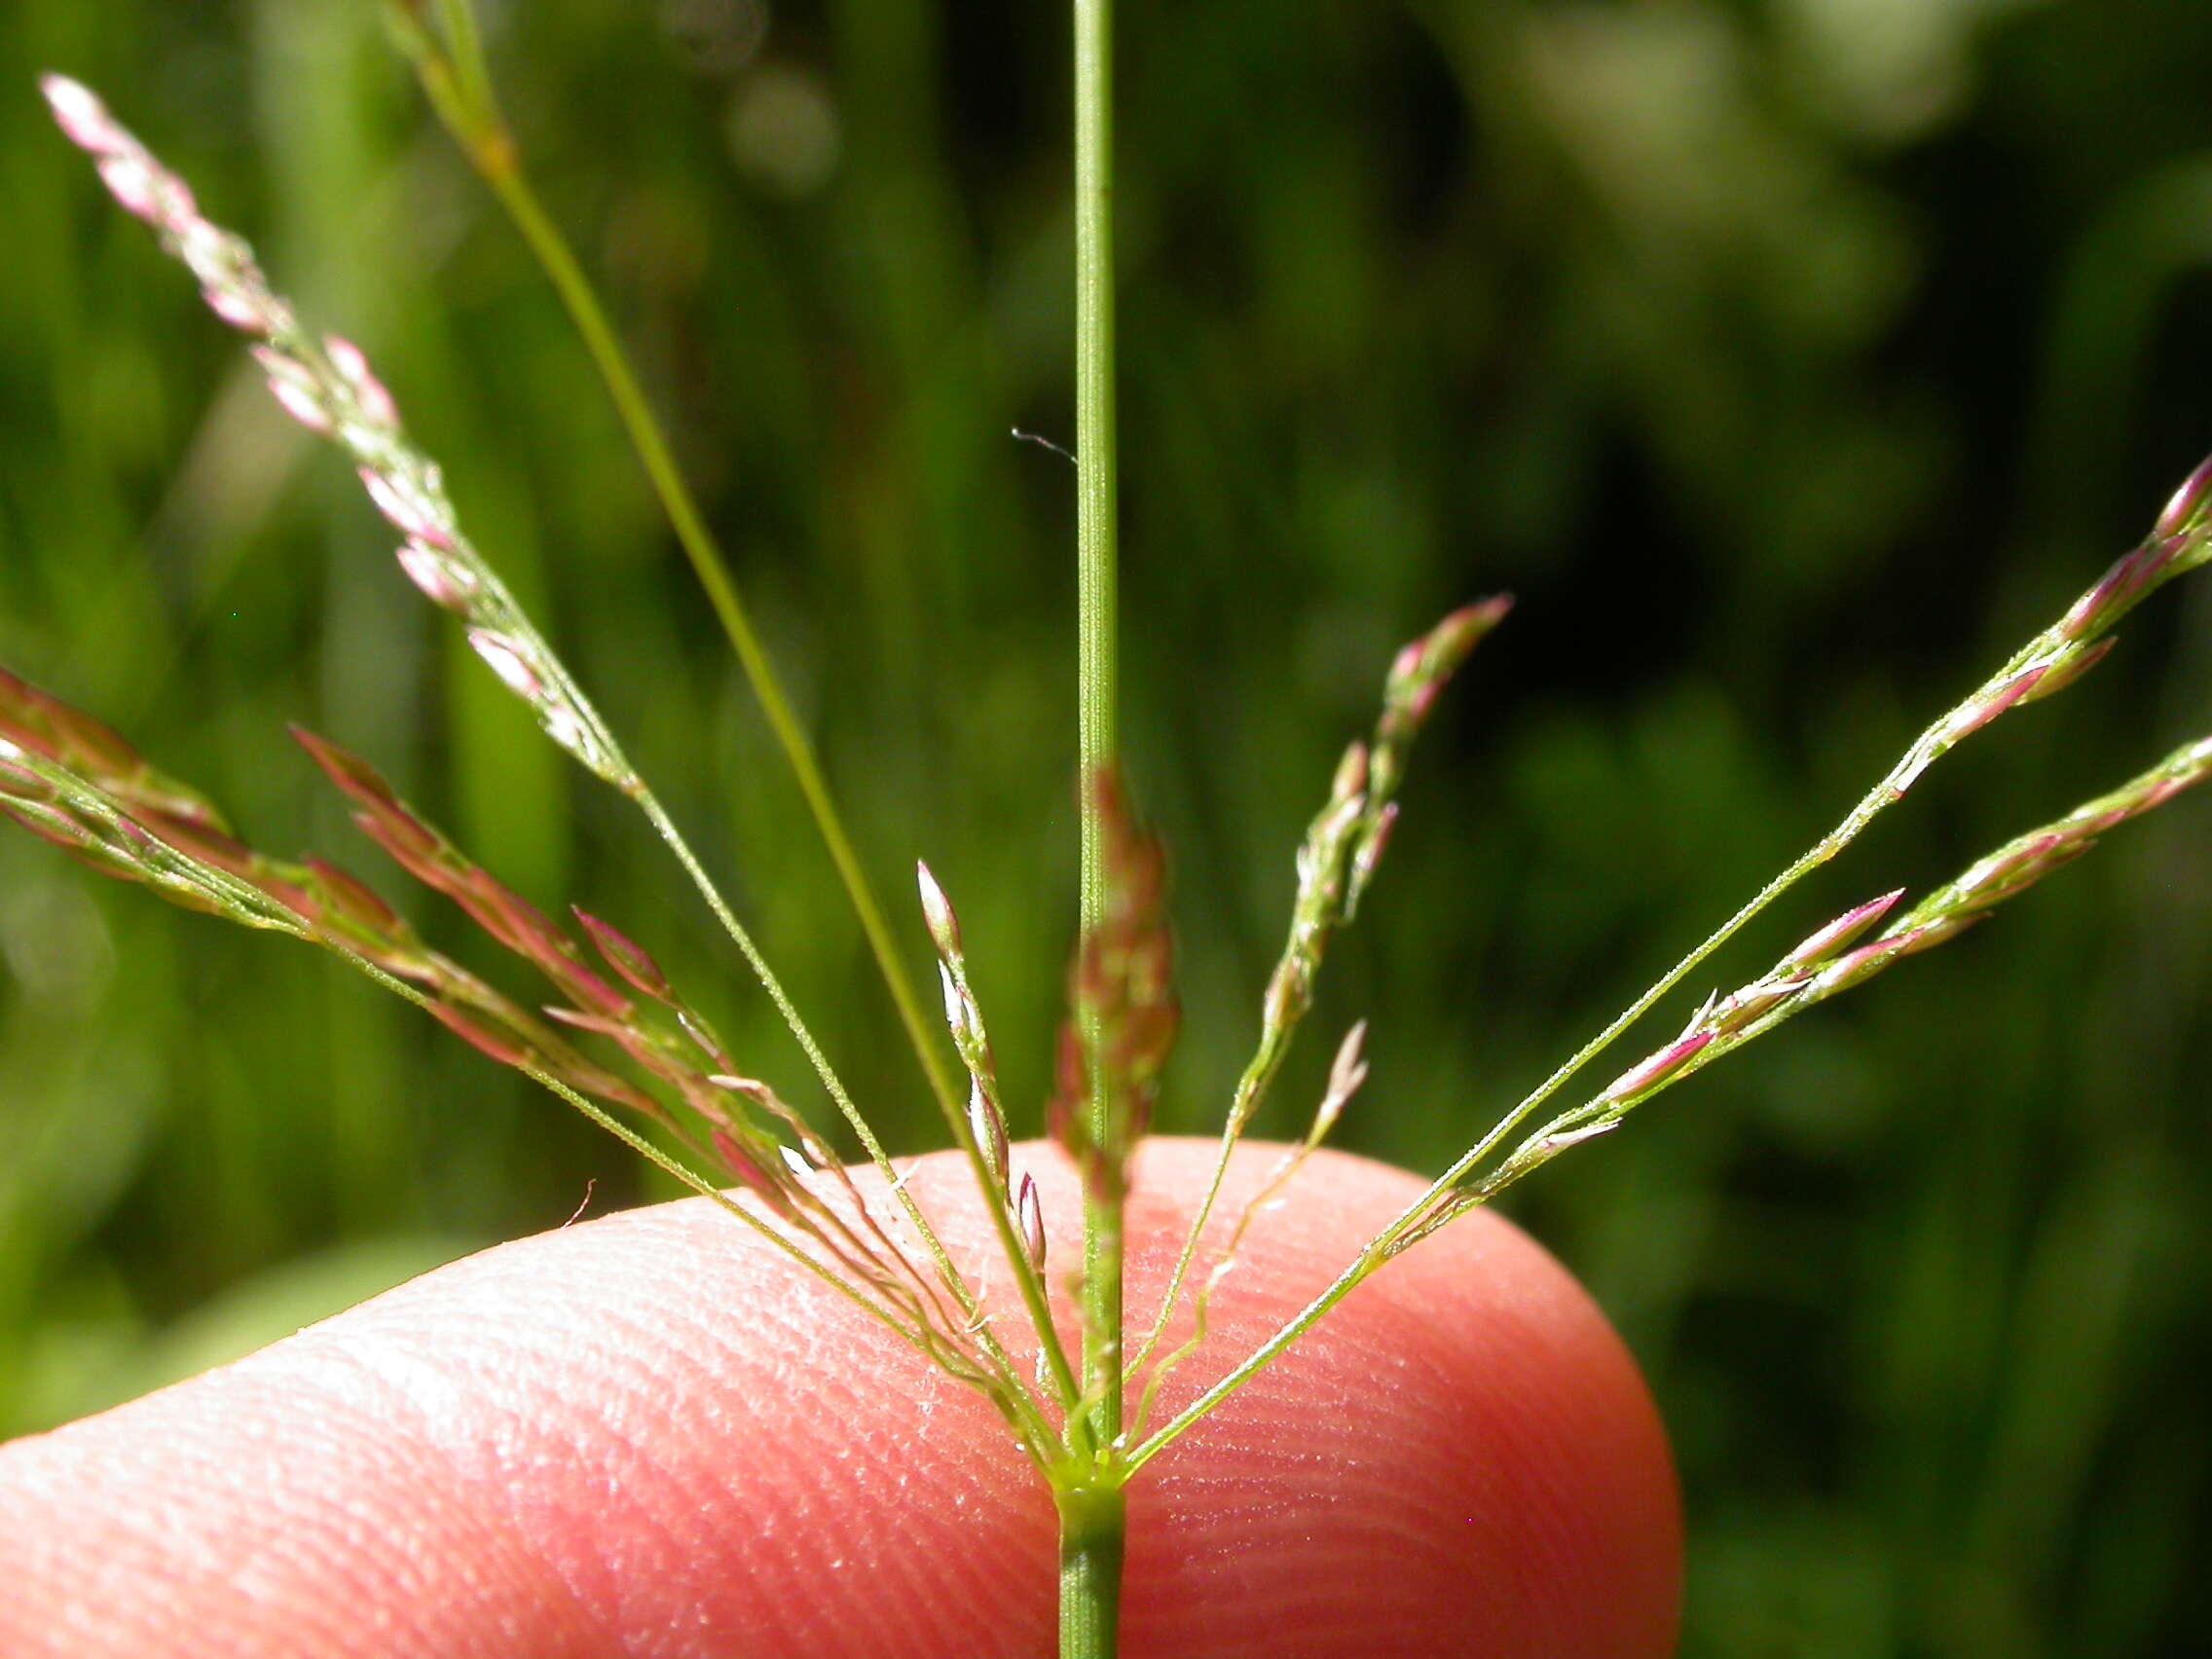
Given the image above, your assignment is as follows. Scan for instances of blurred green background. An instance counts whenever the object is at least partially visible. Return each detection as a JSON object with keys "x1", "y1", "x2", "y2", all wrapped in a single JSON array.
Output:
[{"x1": 4, "y1": 0, "x2": 2211, "y2": 1651}]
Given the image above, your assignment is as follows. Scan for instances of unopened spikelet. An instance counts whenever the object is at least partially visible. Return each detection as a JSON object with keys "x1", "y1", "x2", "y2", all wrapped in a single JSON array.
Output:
[
  {"x1": 1596, "y1": 1032, "x2": 1716, "y2": 1107},
  {"x1": 572, "y1": 908, "x2": 677, "y2": 1003},
  {"x1": 1311, "y1": 1020, "x2": 1372, "y2": 1144},
  {"x1": 1780, "y1": 889, "x2": 1905, "y2": 971},
  {"x1": 968, "y1": 1083, "x2": 1011, "y2": 1190},
  {"x1": 1016, "y1": 1174, "x2": 1048, "y2": 1272}
]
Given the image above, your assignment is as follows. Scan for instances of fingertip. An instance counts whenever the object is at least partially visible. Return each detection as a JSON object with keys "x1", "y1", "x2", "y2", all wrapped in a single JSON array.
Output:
[{"x1": 0, "y1": 1140, "x2": 1677, "y2": 1658}]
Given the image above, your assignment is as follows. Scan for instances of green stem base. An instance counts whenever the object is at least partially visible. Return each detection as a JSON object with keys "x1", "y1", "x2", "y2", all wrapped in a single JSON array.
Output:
[{"x1": 1058, "y1": 1483, "x2": 1126, "y2": 1659}]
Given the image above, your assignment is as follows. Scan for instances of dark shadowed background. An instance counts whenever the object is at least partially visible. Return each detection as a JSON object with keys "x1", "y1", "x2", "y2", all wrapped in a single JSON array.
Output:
[{"x1": 4, "y1": 2, "x2": 2211, "y2": 1652}]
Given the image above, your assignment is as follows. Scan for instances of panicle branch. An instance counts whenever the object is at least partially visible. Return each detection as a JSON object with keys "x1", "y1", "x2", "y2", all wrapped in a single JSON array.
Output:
[
  {"x1": 916, "y1": 861, "x2": 1084, "y2": 1409},
  {"x1": 1425, "y1": 449, "x2": 2212, "y2": 1203},
  {"x1": 1384, "y1": 729, "x2": 2212, "y2": 1254},
  {"x1": 37, "y1": 76, "x2": 1024, "y2": 1384},
  {"x1": 0, "y1": 669, "x2": 1048, "y2": 1439},
  {"x1": 1128, "y1": 600, "x2": 1506, "y2": 1378}
]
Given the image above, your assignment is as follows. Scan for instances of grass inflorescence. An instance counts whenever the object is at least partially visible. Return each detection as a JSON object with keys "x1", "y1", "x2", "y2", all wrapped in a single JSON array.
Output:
[{"x1": 15, "y1": 12, "x2": 2212, "y2": 1654}]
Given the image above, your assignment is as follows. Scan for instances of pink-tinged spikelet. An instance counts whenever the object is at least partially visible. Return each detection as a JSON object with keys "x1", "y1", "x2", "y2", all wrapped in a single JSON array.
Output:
[
  {"x1": 1600, "y1": 1030, "x2": 1715, "y2": 1104},
  {"x1": 1782, "y1": 888, "x2": 1905, "y2": 971}
]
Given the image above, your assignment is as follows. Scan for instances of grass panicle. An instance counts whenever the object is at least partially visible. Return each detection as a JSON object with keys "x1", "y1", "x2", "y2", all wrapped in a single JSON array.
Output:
[{"x1": 18, "y1": 38, "x2": 2212, "y2": 1659}]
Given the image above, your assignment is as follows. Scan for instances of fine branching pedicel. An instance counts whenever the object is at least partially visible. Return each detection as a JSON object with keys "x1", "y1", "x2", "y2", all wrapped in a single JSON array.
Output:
[{"x1": 13, "y1": 6, "x2": 2212, "y2": 1653}]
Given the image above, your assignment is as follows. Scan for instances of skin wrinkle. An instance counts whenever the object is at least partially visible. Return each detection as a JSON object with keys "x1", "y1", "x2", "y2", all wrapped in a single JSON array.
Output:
[
  {"x1": 310, "y1": 1318, "x2": 618, "y2": 1653},
  {"x1": 464, "y1": 1337, "x2": 686, "y2": 1651},
  {"x1": 1456, "y1": 1304, "x2": 1664, "y2": 1659},
  {"x1": 407, "y1": 1191, "x2": 1047, "y2": 1656},
  {"x1": 0, "y1": 1140, "x2": 1677, "y2": 1658},
  {"x1": 1130, "y1": 1384, "x2": 1506, "y2": 1650},
  {"x1": 361, "y1": 1235, "x2": 937, "y2": 1657},
  {"x1": 268, "y1": 1331, "x2": 617, "y2": 1658},
  {"x1": 148, "y1": 1382, "x2": 363, "y2": 1641},
  {"x1": 7, "y1": 1349, "x2": 602, "y2": 1659},
  {"x1": 534, "y1": 1307, "x2": 740, "y2": 1625}
]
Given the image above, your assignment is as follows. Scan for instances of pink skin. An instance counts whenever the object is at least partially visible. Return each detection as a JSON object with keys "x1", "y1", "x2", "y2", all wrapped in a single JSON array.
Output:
[{"x1": 0, "y1": 1140, "x2": 1678, "y2": 1657}]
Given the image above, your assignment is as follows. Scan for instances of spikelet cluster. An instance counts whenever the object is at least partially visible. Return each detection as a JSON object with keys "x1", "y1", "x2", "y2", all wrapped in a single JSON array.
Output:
[
  {"x1": 32, "y1": 73, "x2": 1052, "y2": 1423},
  {"x1": 40, "y1": 75, "x2": 633, "y2": 793},
  {"x1": 4, "y1": 661, "x2": 1019, "y2": 1388},
  {"x1": 917, "y1": 861, "x2": 1048, "y2": 1273}
]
